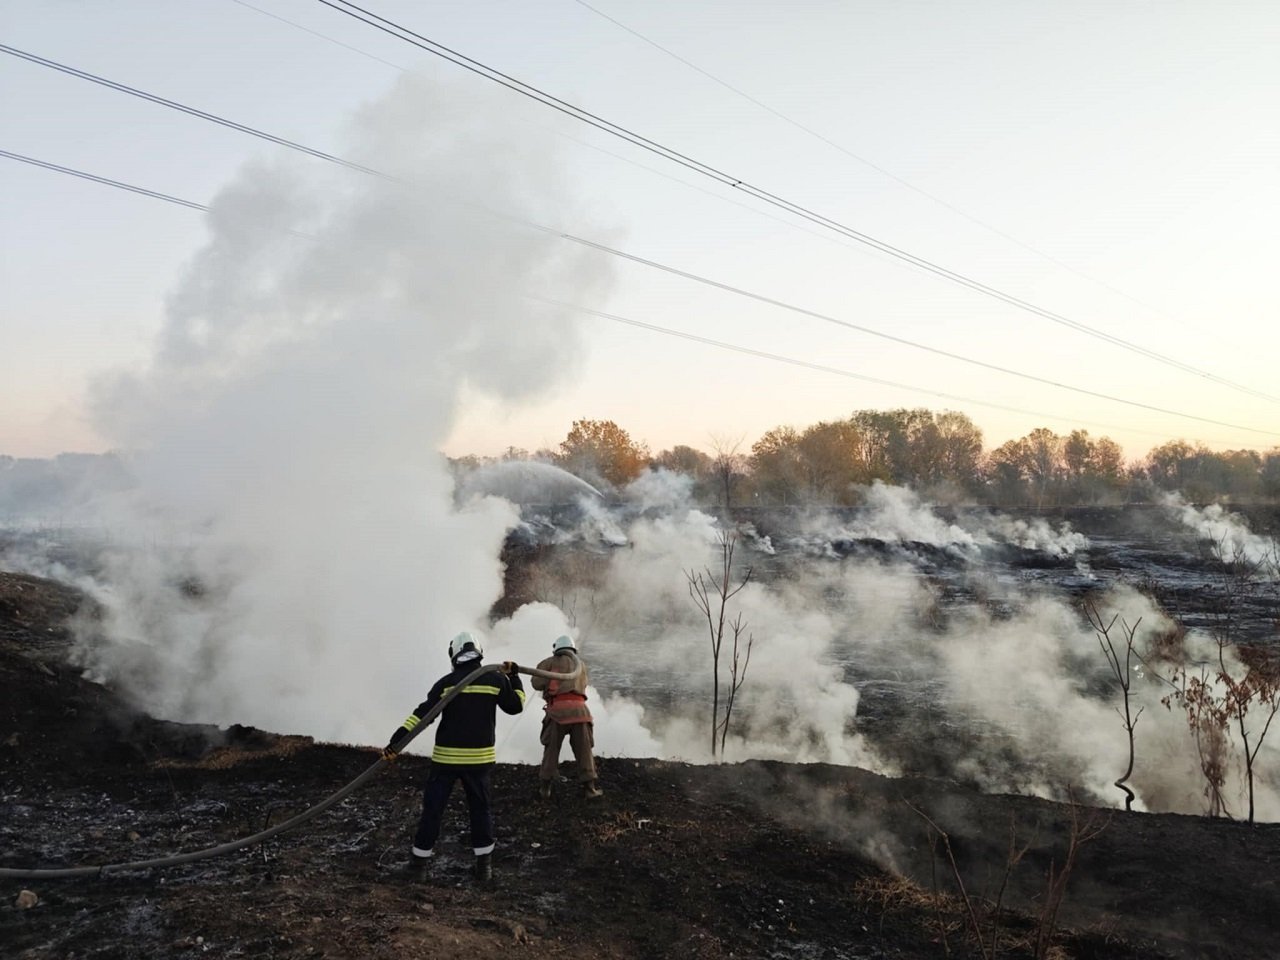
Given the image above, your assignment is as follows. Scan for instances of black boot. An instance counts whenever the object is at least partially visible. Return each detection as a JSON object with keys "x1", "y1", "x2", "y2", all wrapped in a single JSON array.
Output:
[
  {"x1": 473, "y1": 853, "x2": 492, "y2": 882},
  {"x1": 401, "y1": 852, "x2": 431, "y2": 878}
]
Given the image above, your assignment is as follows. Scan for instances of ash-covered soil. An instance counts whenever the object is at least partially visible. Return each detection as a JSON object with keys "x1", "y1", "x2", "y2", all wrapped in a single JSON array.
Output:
[{"x1": 3, "y1": 571, "x2": 1279, "y2": 960}]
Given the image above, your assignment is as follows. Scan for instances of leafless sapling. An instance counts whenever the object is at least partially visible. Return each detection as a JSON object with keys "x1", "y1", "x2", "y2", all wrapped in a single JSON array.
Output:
[
  {"x1": 1084, "y1": 601, "x2": 1145, "y2": 811},
  {"x1": 686, "y1": 529, "x2": 754, "y2": 760}
]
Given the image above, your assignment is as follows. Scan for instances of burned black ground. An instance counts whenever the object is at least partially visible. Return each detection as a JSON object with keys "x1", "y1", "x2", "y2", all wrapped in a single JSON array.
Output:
[{"x1": 3, "y1": 571, "x2": 1280, "y2": 960}]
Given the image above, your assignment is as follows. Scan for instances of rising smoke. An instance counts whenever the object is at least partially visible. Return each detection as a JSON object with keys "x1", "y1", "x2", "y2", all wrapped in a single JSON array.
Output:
[
  {"x1": 44, "y1": 70, "x2": 612, "y2": 744},
  {"x1": 3, "y1": 70, "x2": 1276, "y2": 825}
]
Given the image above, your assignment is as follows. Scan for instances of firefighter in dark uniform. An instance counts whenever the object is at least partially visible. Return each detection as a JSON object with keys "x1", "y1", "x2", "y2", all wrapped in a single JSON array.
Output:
[{"x1": 383, "y1": 631, "x2": 524, "y2": 880}]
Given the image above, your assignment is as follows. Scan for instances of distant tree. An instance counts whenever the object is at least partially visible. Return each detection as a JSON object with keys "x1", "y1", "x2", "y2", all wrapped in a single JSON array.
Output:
[
  {"x1": 1145, "y1": 440, "x2": 1197, "y2": 491},
  {"x1": 1061, "y1": 431, "x2": 1128, "y2": 503},
  {"x1": 1023, "y1": 428, "x2": 1064, "y2": 507},
  {"x1": 750, "y1": 426, "x2": 805, "y2": 505},
  {"x1": 1063, "y1": 430, "x2": 1094, "y2": 482},
  {"x1": 797, "y1": 420, "x2": 865, "y2": 502},
  {"x1": 556, "y1": 419, "x2": 649, "y2": 488},
  {"x1": 652, "y1": 444, "x2": 716, "y2": 502},
  {"x1": 501, "y1": 446, "x2": 530, "y2": 461},
  {"x1": 933, "y1": 410, "x2": 985, "y2": 491},
  {"x1": 709, "y1": 434, "x2": 747, "y2": 514},
  {"x1": 848, "y1": 410, "x2": 899, "y2": 483},
  {"x1": 1262, "y1": 450, "x2": 1280, "y2": 500},
  {"x1": 985, "y1": 438, "x2": 1030, "y2": 505},
  {"x1": 653, "y1": 445, "x2": 712, "y2": 478}
]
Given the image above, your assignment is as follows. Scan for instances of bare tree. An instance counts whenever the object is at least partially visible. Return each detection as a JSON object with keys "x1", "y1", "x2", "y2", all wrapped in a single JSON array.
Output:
[
  {"x1": 686, "y1": 530, "x2": 754, "y2": 760},
  {"x1": 1084, "y1": 602, "x2": 1145, "y2": 811},
  {"x1": 708, "y1": 434, "x2": 747, "y2": 515}
]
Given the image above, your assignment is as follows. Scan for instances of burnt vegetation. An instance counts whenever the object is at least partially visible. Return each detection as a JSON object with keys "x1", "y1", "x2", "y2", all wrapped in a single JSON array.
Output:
[{"x1": 4, "y1": 566, "x2": 1280, "y2": 960}]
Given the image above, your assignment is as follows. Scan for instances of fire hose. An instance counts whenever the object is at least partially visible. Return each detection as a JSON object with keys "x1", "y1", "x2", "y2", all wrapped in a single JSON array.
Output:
[{"x1": 0, "y1": 655, "x2": 581, "y2": 881}]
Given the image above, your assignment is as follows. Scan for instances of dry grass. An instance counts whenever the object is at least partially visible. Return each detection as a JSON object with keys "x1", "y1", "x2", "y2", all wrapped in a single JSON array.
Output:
[{"x1": 153, "y1": 734, "x2": 314, "y2": 770}]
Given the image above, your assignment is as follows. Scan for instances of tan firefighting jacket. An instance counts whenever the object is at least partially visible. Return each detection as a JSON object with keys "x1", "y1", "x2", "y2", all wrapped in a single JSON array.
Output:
[{"x1": 532, "y1": 652, "x2": 593, "y2": 725}]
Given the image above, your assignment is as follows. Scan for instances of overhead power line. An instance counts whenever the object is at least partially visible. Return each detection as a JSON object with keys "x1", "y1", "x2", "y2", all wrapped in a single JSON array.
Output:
[
  {"x1": 5, "y1": 38, "x2": 1274, "y2": 417},
  {"x1": 536, "y1": 297, "x2": 1237, "y2": 444},
  {"x1": 0, "y1": 150, "x2": 208, "y2": 211},
  {"x1": 5, "y1": 146, "x2": 1277, "y2": 444},
  {"x1": 569, "y1": 0, "x2": 1186, "y2": 326},
  {"x1": 0, "y1": 43, "x2": 388, "y2": 181},
  {"x1": 307, "y1": 0, "x2": 1280, "y2": 406}
]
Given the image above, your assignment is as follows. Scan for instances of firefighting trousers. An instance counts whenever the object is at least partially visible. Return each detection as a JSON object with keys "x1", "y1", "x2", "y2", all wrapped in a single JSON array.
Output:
[
  {"x1": 414, "y1": 763, "x2": 494, "y2": 855},
  {"x1": 539, "y1": 719, "x2": 597, "y2": 782}
]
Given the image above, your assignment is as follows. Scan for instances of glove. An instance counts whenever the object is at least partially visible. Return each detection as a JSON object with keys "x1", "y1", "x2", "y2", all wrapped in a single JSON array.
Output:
[
  {"x1": 380, "y1": 747, "x2": 399, "y2": 762},
  {"x1": 501, "y1": 660, "x2": 518, "y2": 675}
]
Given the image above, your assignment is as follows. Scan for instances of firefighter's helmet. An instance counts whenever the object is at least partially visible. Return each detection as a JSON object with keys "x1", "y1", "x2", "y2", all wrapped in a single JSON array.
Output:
[
  {"x1": 552, "y1": 635, "x2": 576, "y2": 654},
  {"x1": 449, "y1": 631, "x2": 484, "y2": 664}
]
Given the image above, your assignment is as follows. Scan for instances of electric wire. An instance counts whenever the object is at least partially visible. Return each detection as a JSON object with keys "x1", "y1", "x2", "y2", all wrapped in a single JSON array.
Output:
[
  {"x1": 4, "y1": 146, "x2": 1277, "y2": 442},
  {"x1": 0, "y1": 149, "x2": 208, "y2": 211},
  {"x1": 228, "y1": 0, "x2": 408, "y2": 72},
  {"x1": 568, "y1": 0, "x2": 1190, "y2": 327},
  {"x1": 0, "y1": 43, "x2": 390, "y2": 182},
  {"x1": 309, "y1": 0, "x2": 1280, "y2": 405},
  {"x1": 5, "y1": 41, "x2": 1277, "y2": 420},
  {"x1": 535, "y1": 296, "x2": 1242, "y2": 444}
]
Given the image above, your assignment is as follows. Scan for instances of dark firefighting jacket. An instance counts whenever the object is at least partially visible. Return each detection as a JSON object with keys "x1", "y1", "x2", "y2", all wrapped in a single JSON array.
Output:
[
  {"x1": 531, "y1": 653, "x2": 593, "y2": 725},
  {"x1": 387, "y1": 661, "x2": 525, "y2": 765}
]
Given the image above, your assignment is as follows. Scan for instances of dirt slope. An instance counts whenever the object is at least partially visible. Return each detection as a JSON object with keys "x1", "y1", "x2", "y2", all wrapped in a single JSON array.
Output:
[{"x1": 3, "y1": 571, "x2": 1278, "y2": 960}]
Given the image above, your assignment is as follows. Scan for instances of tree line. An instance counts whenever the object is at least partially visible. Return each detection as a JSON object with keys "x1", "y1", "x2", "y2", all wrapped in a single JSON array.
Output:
[{"x1": 459, "y1": 411, "x2": 1280, "y2": 507}]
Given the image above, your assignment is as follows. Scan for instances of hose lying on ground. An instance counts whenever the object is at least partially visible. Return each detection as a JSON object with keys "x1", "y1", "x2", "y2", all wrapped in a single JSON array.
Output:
[{"x1": 0, "y1": 656, "x2": 580, "y2": 881}]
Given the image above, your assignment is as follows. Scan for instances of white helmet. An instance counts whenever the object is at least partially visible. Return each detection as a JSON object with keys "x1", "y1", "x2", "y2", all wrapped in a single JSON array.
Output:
[
  {"x1": 449, "y1": 630, "x2": 484, "y2": 664},
  {"x1": 552, "y1": 635, "x2": 577, "y2": 653}
]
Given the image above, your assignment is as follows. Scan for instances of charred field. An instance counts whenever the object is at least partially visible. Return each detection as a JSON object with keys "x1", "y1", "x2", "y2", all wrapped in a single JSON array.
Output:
[{"x1": 4, "y1": 534, "x2": 1280, "y2": 960}]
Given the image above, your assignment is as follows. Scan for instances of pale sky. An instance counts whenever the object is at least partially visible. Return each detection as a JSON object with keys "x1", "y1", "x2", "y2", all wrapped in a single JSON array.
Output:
[{"x1": 3, "y1": 0, "x2": 1278, "y2": 462}]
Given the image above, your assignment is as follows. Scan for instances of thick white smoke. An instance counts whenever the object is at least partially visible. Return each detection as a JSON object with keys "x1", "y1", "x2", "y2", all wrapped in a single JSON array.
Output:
[
  {"x1": 783, "y1": 482, "x2": 1089, "y2": 560},
  {"x1": 61, "y1": 71, "x2": 613, "y2": 744},
  {"x1": 1163, "y1": 493, "x2": 1278, "y2": 569},
  {"x1": 505, "y1": 475, "x2": 1280, "y2": 819}
]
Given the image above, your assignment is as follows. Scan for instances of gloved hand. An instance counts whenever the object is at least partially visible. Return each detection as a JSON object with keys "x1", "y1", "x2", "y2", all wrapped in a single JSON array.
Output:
[
  {"x1": 380, "y1": 747, "x2": 399, "y2": 762},
  {"x1": 501, "y1": 660, "x2": 518, "y2": 675}
]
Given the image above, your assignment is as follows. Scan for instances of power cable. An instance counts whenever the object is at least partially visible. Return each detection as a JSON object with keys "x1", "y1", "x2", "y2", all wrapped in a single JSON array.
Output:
[
  {"x1": 0, "y1": 149, "x2": 208, "y2": 211},
  {"x1": 568, "y1": 0, "x2": 1189, "y2": 327},
  {"x1": 0, "y1": 43, "x2": 389, "y2": 182},
  {"x1": 228, "y1": 0, "x2": 408, "y2": 73},
  {"x1": 10, "y1": 40, "x2": 1280, "y2": 419},
  {"x1": 308, "y1": 0, "x2": 1280, "y2": 405},
  {"x1": 4, "y1": 146, "x2": 1277, "y2": 442},
  {"x1": 534, "y1": 296, "x2": 1243, "y2": 444}
]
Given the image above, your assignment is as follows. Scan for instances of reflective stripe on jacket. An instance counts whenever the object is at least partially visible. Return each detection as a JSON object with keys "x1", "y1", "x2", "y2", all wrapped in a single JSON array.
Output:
[{"x1": 387, "y1": 662, "x2": 525, "y2": 763}]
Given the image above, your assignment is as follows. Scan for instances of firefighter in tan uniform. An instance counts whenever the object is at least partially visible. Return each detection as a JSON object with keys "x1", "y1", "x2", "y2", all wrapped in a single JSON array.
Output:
[{"x1": 532, "y1": 635, "x2": 602, "y2": 799}]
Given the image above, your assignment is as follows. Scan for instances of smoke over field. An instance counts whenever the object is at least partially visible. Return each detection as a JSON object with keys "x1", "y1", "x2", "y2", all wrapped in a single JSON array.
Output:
[{"x1": 2, "y1": 71, "x2": 1278, "y2": 826}]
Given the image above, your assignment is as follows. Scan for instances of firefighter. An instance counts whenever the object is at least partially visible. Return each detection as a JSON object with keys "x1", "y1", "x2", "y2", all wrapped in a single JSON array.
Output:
[
  {"x1": 383, "y1": 630, "x2": 524, "y2": 881},
  {"x1": 531, "y1": 635, "x2": 602, "y2": 800}
]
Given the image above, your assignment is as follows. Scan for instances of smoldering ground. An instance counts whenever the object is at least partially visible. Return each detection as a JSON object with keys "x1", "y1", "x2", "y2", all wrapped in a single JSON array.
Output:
[{"x1": 499, "y1": 477, "x2": 1280, "y2": 824}]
